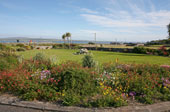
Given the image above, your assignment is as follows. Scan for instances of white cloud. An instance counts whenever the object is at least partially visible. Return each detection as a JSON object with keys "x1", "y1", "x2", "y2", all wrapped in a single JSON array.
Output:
[
  {"x1": 79, "y1": 0, "x2": 170, "y2": 41},
  {"x1": 81, "y1": 8, "x2": 98, "y2": 14},
  {"x1": 81, "y1": 14, "x2": 164, "y2": 27},
  {"x1": 81, "y1": 1, "x2": 170, "y2": 28}
]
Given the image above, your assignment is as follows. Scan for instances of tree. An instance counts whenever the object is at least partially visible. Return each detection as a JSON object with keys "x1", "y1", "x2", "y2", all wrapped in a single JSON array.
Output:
[
  {"x1": 66, "y1": 32, "x2": 72, "y2": 48},
  {"x1": 167, "y1": 23, "x2": 170, "y2": 39},
  {"x1": 62, "y1": 34, "x2": 66, "y2": 44}
]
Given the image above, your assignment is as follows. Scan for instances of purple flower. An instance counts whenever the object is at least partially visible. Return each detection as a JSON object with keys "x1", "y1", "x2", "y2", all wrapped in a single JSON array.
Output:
[
  {"x1": 129, "y1": 92, "x2": 136, "y2": 96},
  {"x1": 40, "y1": 70, "x2": 51, "y2": 80}
]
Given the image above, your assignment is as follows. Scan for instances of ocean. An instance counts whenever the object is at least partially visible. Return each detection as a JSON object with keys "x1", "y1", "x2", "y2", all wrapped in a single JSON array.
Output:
[{"x1": 0, "y1": 39, "x2": 112, "y2": 44}]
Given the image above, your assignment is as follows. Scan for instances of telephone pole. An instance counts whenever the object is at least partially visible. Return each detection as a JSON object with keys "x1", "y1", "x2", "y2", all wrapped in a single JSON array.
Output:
[
  {"x1": 94, "y1": 33, "x2": 96, "y2": 44},
  {"x1": 94, "y1": 33, "x2": 97, "y2": 49}
]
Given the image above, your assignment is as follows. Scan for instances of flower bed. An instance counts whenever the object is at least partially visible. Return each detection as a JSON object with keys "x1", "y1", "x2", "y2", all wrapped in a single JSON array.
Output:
[{"x1": 0, "y1": 52, "x2": 170, "y2": 107}]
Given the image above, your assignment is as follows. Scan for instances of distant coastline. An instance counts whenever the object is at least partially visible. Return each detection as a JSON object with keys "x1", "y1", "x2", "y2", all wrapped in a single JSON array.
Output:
[
  {"x1": 0, "y1": 37, "x2": 114, "y2": 44},
  {"x1": 0, "y1": 37, "x2": 143, "y2": 44}
]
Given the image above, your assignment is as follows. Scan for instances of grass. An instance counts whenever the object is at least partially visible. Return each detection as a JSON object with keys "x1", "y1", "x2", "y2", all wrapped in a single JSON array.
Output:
[{"x1": 17, "y1": 49, "x2": 170, "y2": 65}]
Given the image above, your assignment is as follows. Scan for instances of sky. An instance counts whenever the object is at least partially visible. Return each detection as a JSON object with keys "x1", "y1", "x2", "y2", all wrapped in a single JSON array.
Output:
[{"x1": 0, "y1": 0, "x2": 170, "y2": 42}]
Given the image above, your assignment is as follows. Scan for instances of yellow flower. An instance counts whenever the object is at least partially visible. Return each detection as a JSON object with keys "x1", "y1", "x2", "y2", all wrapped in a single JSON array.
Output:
[{"x1": 115, "y1": 58, "x2": 119, "y2": 63}]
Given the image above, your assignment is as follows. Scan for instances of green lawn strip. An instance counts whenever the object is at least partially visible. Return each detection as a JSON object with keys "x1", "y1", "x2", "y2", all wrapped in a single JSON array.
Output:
[{"x1": 17, "y1": 49, "x2": 170, "y2": 65}]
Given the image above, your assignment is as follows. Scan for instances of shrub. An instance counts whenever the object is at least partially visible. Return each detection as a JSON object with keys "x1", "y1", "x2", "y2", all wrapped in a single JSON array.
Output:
[
  {"x1": 16, "y1": 48, "x2": 26, "y2": 51},
  {"x1": 0, "y1": 51, "x2": 18, "y2": 71},
  {"x1": 0, "y1": 69, "x2": 60, "y2": 101},
  {"x1": 33, "y1": 53, "x2": 46, "y2": 62},
  {"x1": 22, "y1": 59, "x2": 52, "y2": 72},
  {"x1": 133, "y1": 47, "x2": 147, "y2": 54},
  {"x1": 52, "y1": 44, "x2": 80, "y2": 49},
  {"x1": 16, "y1": 43, "x2": 25, "y2": 47},
  {"x1": 70, "y1": 44, "x2": 80, "y2": 49},
  {"x1": 50, "y1": 62, "x2": 99, "y2": 105},
  {"x1": 0, "y1": 44, "x2": 15, "y2": 52},
  {"x1": 82, "y1": 55, "x2": 96, "y2": 68},
  {"x1": 0, "y1": 44, "x2": 7, "y2": 51},
  {"x1": 24, "y1": 45, "x2": 31, "y2": 50},
  {"x1": 88, "y1": 42, "x2": 95, "y2": 45}
]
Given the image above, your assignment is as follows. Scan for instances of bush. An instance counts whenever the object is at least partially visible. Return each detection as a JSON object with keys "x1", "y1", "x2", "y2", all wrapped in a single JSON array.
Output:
[
  {"x1": 17, "y1": 48, "x2": 26, "y2": 51},
  {"x1": 21, "y1": 53, "x2": 52, "y2": 71},
  {"x1": 88, "y1": 42, "x2": 95, "y2": 45},
  {"x1": 70, "y1": 44, "x2": 80, "y2": 49},
  {"x1": 16, "y1": 43, "x2": 25, "y2": 47},
  {"x1": 133, "y1": 47, "x2": 147, "y2": 54},
  {"x1": 33, "y1": 53, "x2": 46, "y2": 62},
  {"x1": 82, "y1": 55, "x2": 96, "y2": 68},
  {"x1": 50, "y1": 62, "x2": 99, "y2": 105},
  {"x1": 0, "y1": 51, "x2": 18, "y2": 71},
  {"x1": 0, "y1": 44, "x2": 7, "y2": 51},
  {"x1": 0, "y1": 44, "x2": 15, "y2": 52},
  {"x1": 24, "y1": 45, "x2": 31, "y2": 50},
  {"x1": 52, "y1": 44, "x2": 80, "y2": 49}
]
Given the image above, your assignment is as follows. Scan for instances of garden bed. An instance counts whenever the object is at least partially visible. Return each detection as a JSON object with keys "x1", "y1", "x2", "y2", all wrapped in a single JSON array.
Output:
[{"x1": 0, "y1": 47, "x2": 170, "y2": 109}]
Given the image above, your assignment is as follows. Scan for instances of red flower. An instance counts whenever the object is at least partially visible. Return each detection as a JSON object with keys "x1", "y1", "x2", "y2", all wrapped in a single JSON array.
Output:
[{"x1": 37, "y1": 89, "x2": 41, "y2": 93}]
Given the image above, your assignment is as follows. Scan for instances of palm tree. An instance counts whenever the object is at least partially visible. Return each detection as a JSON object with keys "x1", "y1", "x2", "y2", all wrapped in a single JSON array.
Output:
[
  {"x1": 62, "y1": 34, "x2": 66, "y2": 44},
  {"x1": 66, "y1": 32, "x2": 72, "y2": 48},
  {"x1": 167, "y1": 23, "x2": 170, "y2": 39}
]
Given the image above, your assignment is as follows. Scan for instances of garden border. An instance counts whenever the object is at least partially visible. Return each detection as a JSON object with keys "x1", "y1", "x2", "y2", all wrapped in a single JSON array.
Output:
[{"x1": 0, "y1": 94, "x2": 170, "y2": 112}]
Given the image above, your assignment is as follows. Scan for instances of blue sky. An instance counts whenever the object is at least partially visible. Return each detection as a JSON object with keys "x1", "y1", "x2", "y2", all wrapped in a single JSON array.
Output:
[{"x1": 0, "y1": 0, "x2": 170, "y2": 42}]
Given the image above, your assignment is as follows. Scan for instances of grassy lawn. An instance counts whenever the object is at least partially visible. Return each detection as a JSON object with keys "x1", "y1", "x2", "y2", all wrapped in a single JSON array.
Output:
[{"x1": 17, "y1": 49, "x2": 170, "y2": 65}]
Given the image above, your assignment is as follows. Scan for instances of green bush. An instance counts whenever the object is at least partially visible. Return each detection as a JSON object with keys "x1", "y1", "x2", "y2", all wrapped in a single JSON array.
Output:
[
  {"x1": 56, "y1": 67, "x2": 97, "y2": 95},
  {"x1": 24, "y1": 45, "x2": 31, "y2": 50},
  {"x1": 16, "y1": 43, "x2": 25, "y2": 47},
  {"x1": 62, "y1": 91, "x2": 81, "y2": 106},
  {"x1": 82, "y1": 55, "x2": 96, "y2": 68},
  {"x1": 0, "y1": 44, "x2": 15, "y2": 52},
  {"x1": 0, "y1": 51, "x2": 18, "y2": 71},
  {"x1": 0, "y1": 44, "x2": 7, "y2": 51},
  {"x1": 50, "y1": 62, "x2": 99, "y2": 105},
  {"x1": 17, "y1": 48, "x2": 26, "y2": 51},
  {"x1": 133, "y1": 47, "x2": 147, "y2": 54},
  {"x1": 33, "y1": 53, "x2": 46, "y2": 62},
  {"x1": 52, "y1": 44, "x2": 80, "y2": 49}
]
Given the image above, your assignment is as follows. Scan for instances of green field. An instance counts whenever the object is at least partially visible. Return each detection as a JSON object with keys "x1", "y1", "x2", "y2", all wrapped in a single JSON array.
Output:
[{"x1": 17, "y1": 49, "x2": 170, "y2": 65}]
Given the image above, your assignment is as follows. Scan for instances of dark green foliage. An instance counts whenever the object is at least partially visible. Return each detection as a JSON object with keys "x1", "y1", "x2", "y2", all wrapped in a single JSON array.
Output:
[
  {"x1": 52, "y1": 44, "x2": 80, "y2": 49},
  {"x1": 88, "y1": 42, "x2": 95, "y2": 45},
  {"x1": 167, "y1": 23, "x2": 170, "y2": 38},
  {"x1": 146, "y1": 39, "x2": 170, "y2": 45},
  {"x1": 33, "y1": 53, "x2": 46, "y2": 62},
  {"x1": 133, "y1": 46, "x2": 170, "y2": 56},
  {"x1": 50, "y1": 62, "x2": 99, "y2": 105},
  {"x1": 62, "y1": 92, "x2": 81, "y2": 106},
  {"x1": 16, "y1": 48, "x2": 26, "y2": 51},
  {"x1": 133, "y1": 47, "x2": 147, "y2": 54},
  {"x1": 82, "y1": 55, "x2": 95, "y2": 68}
]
